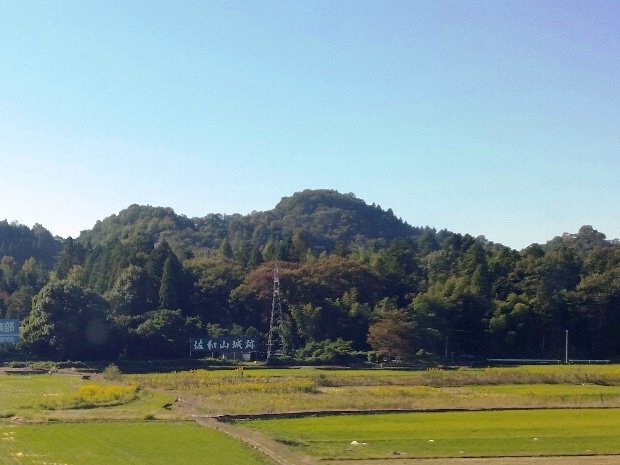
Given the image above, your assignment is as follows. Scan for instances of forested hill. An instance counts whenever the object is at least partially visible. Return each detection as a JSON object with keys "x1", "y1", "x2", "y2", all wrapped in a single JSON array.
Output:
[
  {"x1": 0, "y1": 221, "x2": 61, "y2": 268},
  {"x1": 2, "y1": 189, "x2": 620, "y2": 364},
  {"x1": 77, "y1": 189, "x2": 424, "y2": 260}
]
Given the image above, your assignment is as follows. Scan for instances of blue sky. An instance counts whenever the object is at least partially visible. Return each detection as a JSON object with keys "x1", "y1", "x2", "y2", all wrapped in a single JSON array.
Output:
[{"x1": 1, "y1": 1, "x2": 618, "y2": 250}]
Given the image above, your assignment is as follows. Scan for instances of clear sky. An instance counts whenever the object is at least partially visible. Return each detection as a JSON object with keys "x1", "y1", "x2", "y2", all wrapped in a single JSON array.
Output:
[{"x1": 1, "y1": 1, "x2": 618, "y2": 250}]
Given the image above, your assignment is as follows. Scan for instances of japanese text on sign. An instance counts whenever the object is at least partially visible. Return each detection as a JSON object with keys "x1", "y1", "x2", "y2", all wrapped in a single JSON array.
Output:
[
  {"x1": 191, "y1": 336, "x2": 258, "y2": 353},
  {"x1": 0, "y1": 319, "x2": 19, "y2": 344}
]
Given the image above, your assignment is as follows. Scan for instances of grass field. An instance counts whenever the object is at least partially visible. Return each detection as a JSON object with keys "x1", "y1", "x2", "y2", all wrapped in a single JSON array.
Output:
[
  {"x1": 129, "y1": 365, "x2": 620, "y2": 414},
  {"x1": 7, "y1": 366, "x2": 620, "y2": 419},
  {"x1": 4, "y1": 364, "x2": 620, "y2": 464},
  {"x1": 0, "y1": 421, "x2": 274, "y2": 465},
  {"x1": 239, "y1": 408, "x2": 620, "y2": 460},
  {"x1": 132, "y1": 364, "x2": 620, "y2": 381},
  {"x1": 1, "y1": 373, "x2": 80, "y2": 416},
  {"x1": 0, "y1": 373, "x2": 174, "y2": 421}
]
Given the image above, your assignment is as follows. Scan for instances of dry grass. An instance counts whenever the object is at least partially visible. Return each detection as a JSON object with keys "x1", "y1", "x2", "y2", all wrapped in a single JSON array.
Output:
[
  {"x1": 128, "y1": 365, "x2": 620, "y2": 415},
  {"x1": 37, "y1": 383, "x2": 140, "y2": 410}
]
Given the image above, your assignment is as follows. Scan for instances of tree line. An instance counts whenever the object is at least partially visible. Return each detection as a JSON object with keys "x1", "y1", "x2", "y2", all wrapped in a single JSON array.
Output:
[{"x1": 1, "y1": 191, "x2": 619, "y2": 363}]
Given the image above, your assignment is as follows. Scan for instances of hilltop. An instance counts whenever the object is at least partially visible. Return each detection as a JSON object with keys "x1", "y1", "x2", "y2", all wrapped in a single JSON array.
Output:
[{"x1": 77, "y1": 189, "x2": 426, "y2": 259}]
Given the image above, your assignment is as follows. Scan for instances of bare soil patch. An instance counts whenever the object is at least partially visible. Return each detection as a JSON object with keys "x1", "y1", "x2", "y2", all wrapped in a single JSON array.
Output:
[{"x1": 194, "y1": 415, "x2": 315, "y2": 465}]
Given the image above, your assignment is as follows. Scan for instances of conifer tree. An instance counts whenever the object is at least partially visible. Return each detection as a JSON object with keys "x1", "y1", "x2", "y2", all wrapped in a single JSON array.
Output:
[{"x1": 158, "y1": 255, "x2": 184, "y2": 310}]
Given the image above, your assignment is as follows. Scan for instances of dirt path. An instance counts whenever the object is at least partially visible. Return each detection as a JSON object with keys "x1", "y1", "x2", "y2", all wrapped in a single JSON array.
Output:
[{"x1": 193, "y1": 415, "x2": 315, "y2": 465}]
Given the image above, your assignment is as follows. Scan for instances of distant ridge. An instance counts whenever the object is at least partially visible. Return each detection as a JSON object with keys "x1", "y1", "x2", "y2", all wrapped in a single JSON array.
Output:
[{"x1": 77, "y1": 189, "x2": 426, "y2": 259}]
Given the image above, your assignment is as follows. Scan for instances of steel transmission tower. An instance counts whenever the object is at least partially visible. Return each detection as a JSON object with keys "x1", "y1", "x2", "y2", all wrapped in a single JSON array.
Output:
[{"x1": 266, "y1": 264, "x2": 284, "y2": 361}]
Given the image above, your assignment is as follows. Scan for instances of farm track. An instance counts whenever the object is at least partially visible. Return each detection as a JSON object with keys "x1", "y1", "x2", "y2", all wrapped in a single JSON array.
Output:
[{"x1": 194, "y1": 415, "x2": 315, "y2": 465}]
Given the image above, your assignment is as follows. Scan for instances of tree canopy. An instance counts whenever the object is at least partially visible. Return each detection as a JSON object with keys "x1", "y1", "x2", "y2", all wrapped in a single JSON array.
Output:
[{"x1": 1, "y1": 190, "x2": 620, "y2": 362}]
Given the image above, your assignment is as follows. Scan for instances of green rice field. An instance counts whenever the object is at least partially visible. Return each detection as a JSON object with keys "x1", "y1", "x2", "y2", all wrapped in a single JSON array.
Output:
[
  {"x1": 240, "y1": 408, "x2": 620, "y2": 459},
  {"x1": 0, "y1": 422, "x2": 273, "y2": 465}
]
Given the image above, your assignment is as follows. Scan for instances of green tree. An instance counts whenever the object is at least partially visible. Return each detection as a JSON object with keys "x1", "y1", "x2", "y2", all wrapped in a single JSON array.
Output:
[
  {"x1": 569, "y1": 269, "x2": 620, "y2": 357},
  {"x1": 186, "y1": 256, "x2": 245, "y2": 324},
  {"x1": 22, "y1": 281, "x2": 113, "y2": 359},
  {"x1": 130, "y1": 309, "x2": 190, "y2": 357},
  {"x1": 158, "y1": 255, "x2": 184, "y2": 310},
  {"x1": 54, "y1": 238, "x2": 87, "y2": 280},
  {"x1": 18, "y1": 257, "x2": 48, "y2": 289},
  {"x1": 0, "y1": 256, "x2": 18, "y2": 293},
  {"x1": 107, "y1": 265, "x2": 153, "y2": 315},
  {"x1": 218, "y1": 238, "x2": 234, "y2": 258},
  {"x1": 290, "y1": 303, "x2": 323, "y2": 343},
  {"x1": 410, "y1": 291, "x2": 456, "y2": 358},
  {"x1": 488, "y1": 293, "x2": 538, "y2": 356},
  {"x1": 296, "y1": 338, "x2": 359, "y2": 364},
  {"x1": 291, "y1": 230, "x2": 310, "y2": 262},
  {"x1": 247, "y1": 246, "x2": 264, "y2": 269},
  {"x1": 370, "y1": 238, "x2": 421, "y2": 306},
  {"x1": 5, "y1": 286, "x2": 36, "y2": 320}
]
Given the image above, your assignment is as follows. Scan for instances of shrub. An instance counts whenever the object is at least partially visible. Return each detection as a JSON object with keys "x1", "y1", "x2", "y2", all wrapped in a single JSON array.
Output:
[
  {"x1": 296, "y1": 339, "x2": 364, "y2": 365},
  {"x1": 103, "y1": 363, "x2": 122, "y2": 381}
]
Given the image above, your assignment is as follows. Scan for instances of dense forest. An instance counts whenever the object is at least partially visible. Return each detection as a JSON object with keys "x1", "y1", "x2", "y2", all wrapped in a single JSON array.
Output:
[{"x1": 1, "y1": 189, "x2": 619, "y2": 363}]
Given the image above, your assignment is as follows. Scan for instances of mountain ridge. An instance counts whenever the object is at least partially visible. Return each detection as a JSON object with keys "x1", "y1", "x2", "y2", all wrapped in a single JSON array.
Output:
[
  {"x1": 76, "y1": 189, "x2": 428, "y2": 259},
  {"x1": 3, "y1": 189, "x2": 616, "y2": 266},
  {"x1": 2, "y1": 190, "x2": 620, "y2": 361}
]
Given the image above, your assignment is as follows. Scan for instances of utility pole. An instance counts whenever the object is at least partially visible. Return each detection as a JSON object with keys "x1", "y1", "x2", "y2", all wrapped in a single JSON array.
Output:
[{"x1": 565, "y1": 330, "x2": 569, "y2": 364}]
